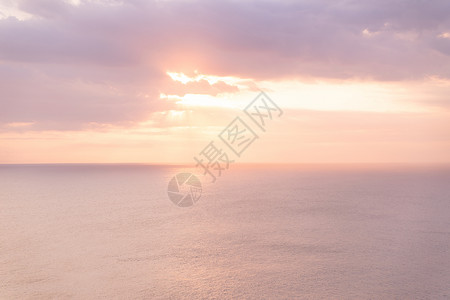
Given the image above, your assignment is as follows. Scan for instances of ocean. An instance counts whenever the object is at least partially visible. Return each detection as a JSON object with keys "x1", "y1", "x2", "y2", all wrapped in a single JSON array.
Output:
[{"x1": 1, "y1": 164, "x2": 449, "y2": 299}]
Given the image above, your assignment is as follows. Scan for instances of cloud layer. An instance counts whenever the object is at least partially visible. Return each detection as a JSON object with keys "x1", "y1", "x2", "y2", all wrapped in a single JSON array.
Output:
[{"x1": 1, "y1": 0, "x2": 450, "y2": 130}]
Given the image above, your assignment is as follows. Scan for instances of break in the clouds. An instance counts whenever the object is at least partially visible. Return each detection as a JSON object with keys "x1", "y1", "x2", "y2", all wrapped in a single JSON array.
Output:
[{"x1": 1, "y1": 0, "x2": 450, "y2": 130}]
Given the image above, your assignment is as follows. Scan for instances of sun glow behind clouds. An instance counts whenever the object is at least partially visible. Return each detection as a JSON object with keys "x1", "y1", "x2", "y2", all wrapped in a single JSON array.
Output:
[
  {"x1": 161, "y1": 93, "x2": 239, "y2": 109},
  {"x1": 163, "y1": 71, "x2": 253, "y2": 108},
  {"x1": 166, "y1": 71, "x2": 247, "y2": 86},
  {"x1": 165, "y1": 70, "x2": 433, "y2": 113},
  {"x1": 252, "y1": 80, "x2": 435, "y2": 113}
]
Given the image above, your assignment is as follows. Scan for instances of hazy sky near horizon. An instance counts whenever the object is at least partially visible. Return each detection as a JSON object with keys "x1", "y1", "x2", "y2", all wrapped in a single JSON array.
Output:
[{"x1": 0, "y1": 0, "x2": 449, "y2": 163}]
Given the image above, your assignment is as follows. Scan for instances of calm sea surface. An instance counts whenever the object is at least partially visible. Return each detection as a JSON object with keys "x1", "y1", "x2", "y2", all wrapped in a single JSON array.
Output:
[{"x1": 0, "y1": 164, "x2": 449, "y2": 299}]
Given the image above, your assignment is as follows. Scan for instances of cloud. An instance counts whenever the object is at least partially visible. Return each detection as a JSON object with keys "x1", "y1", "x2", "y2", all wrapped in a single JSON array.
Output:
[
  {"x1": 3, "y1": 0, "x2": 450, "y2": 78},
  {"x1": 1, "y1": 0, "x2": 450, "y2": 131}
]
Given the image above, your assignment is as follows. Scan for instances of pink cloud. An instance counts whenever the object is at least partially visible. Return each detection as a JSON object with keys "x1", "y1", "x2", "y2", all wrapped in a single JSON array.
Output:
[{"x1": 1, "y1": 0, "x2": 450, "y2": 132}]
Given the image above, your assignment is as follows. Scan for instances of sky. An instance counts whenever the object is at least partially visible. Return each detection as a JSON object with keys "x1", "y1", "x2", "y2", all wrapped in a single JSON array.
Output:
[{"x1": 0, "y1": 0, "x2": 449, "y2": 164}]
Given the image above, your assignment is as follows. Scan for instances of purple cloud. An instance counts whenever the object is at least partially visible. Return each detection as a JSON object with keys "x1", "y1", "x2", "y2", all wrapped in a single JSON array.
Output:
[{"x1": 1, "y1": 0, "x2": 450, "y2": 131}]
